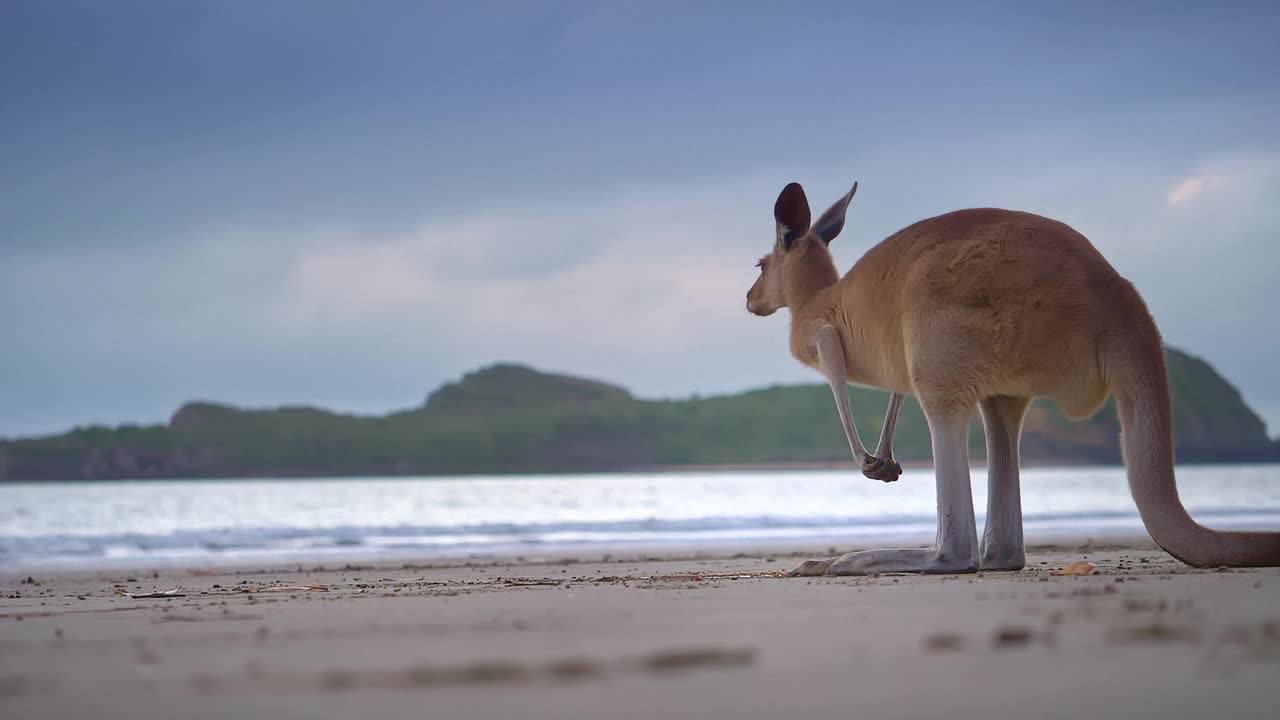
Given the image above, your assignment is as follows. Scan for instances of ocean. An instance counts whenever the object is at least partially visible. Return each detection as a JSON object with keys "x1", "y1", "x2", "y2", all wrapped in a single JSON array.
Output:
[{"x1": 3, "y1": 464, "x2": 1280, "y2": 569}]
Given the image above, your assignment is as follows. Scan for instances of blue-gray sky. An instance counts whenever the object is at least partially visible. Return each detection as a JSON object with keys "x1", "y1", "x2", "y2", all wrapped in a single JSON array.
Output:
[{"x1": 3, "y1": 1, "x2": 1280, "y2": 438}]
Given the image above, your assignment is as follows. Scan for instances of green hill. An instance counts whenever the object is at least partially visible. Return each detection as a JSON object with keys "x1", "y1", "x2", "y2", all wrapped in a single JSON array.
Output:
[{"x1": 0, "y1": 350, "x2": 1275, "y2": 481}]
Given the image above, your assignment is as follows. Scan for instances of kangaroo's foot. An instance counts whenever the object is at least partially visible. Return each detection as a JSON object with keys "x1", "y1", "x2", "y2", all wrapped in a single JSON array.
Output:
[
  {"x1": 979, "y1": 538, "x2": 1026, "y2": 571},
  {"x1": 861, "y1": 454, "x2": 902, "y2": 483},
  {"x1": 788, "y1": 547, "x2": 979, "y2": 577}
]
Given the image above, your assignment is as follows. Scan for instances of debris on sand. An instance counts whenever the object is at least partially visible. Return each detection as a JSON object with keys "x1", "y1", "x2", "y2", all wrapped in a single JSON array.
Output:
[
  {"x1": 923, "y1": 632, "x2": 967, "y2": 652},
  {"x1": 641, "y1": 648, "x2": 756, "y2": 672},
  {"x1": 1051, "y1": 561, "x2": 1097, "y2": 576},
  {"x1": 194, "y1": 646, "x2": 756, "y2": 692},
  {"x1": 992, "y1": 626, "x2": 1035, "y2": 649},
  {"x1": 1107, "y1": 623, "x2": 1200, "y2": 645}
]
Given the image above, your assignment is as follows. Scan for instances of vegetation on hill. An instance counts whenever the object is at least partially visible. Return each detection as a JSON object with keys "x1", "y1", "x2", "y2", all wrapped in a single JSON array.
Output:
[{"x1": 1, "y1": 350, "x2": 1275, "y2": 481}]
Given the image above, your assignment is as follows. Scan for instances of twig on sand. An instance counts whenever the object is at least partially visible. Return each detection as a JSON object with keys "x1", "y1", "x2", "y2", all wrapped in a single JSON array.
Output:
[
  {"x1": 240, "y1": 585, "x2": 328, "y2": 593},
  {"x1": 121, "y1": 588, "x2": 186, "y2": 599},
  {"x1": 503, "y1": 580, "x2": 563, "y2": 587}
]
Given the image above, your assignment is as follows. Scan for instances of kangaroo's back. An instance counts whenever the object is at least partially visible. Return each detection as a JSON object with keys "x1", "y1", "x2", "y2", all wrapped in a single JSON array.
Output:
[{"x1": 833, "y1": 209, "x2": 1126, "y2": 400}]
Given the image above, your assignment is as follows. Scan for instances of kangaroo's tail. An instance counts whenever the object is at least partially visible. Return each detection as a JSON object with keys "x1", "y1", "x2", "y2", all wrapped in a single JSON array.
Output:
[{"x1": 1110, "y1": 303, "x2": 1280, "y2": 567}]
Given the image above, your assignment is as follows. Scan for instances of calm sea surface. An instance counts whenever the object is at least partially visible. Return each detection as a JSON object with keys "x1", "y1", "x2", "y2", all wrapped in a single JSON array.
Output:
[{"x1": 3, "y1": 465, "x2": 1280, "y2": 569}]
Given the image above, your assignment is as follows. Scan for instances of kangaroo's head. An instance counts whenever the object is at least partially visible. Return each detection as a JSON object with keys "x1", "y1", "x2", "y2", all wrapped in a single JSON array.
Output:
[{"x1": 746, "y1": 181, "x2": 857, "y2": 316}]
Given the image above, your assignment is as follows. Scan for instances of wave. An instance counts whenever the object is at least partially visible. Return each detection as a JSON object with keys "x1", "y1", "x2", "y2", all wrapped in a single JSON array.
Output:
[{"x1": 5, "y1": 506, "x2": 1280, "y2": 568}]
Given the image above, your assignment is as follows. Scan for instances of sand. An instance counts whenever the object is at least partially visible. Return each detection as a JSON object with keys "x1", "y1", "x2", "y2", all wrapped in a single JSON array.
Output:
[{"x1": 3, "y1": 542, "x2": 1279, "y2": 719}]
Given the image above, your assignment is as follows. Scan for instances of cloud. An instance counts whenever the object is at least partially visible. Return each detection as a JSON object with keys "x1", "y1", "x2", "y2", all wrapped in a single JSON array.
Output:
[
  {"x1": 1167, "y1": 174, "x2": 1226, "y2": 207},
  {"x1": 272, "y1": 179, "x2": 776, "y2": 350}
]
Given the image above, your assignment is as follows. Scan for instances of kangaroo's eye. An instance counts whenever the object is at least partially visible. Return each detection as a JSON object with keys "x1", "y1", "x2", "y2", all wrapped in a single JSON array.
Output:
[{"x1": 755, "y1": 261, "x2": 764, "y2": 269}]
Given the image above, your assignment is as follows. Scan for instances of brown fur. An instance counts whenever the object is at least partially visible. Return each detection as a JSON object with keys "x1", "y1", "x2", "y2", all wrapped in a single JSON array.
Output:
[{"x1": 747, "y1": 189, "x2": 1280, "y2": 568}]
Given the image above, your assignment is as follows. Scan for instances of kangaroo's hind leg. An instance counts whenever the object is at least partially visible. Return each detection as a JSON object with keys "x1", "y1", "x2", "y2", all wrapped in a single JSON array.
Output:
[
  {"x1": 978, "y1": 395, "x2": 1031, "y2": 571},
  {"x1": 790, "y1": 403, "x2": 980, "y2": 576}
]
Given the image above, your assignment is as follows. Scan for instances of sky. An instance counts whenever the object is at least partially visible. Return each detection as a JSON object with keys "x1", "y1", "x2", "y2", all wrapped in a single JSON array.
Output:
[{"x1": 2, "y1": 1, "x2": 1279, "y2": 438}]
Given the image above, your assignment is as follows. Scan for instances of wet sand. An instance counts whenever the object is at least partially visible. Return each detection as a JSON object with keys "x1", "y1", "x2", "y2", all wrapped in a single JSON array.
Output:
[{"x1": 3, "y1": 542, "x2": 1279, "y2": 719}]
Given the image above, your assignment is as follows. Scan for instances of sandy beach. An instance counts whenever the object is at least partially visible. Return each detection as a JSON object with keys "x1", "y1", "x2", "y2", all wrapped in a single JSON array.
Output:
[{"x1": 3, "y1": 541, "x2": 1279, "y2": 719}]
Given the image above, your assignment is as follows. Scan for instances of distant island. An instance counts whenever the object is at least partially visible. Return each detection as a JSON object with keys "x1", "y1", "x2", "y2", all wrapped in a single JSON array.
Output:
[{"x1": 1, "y1": 347, "x2": 1276, "y2": 481}]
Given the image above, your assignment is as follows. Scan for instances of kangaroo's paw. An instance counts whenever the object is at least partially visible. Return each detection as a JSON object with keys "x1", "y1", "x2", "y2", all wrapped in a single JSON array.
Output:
[
  {"x1": 791, "y1": 548, "x2": 978, "y2": 576},
  {"x1": 787, "y1": 557, "x2": 839, "y2": 577},
  {"x1": 861, "y1": 455, "x2": 903, "y2": 483}
]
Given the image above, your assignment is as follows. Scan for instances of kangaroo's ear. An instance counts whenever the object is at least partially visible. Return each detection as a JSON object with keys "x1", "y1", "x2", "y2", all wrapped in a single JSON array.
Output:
[
  {"x1": 774, "y1": 182, "x2": 811, "y2": 252},
  {"x1": 812, "y1": 182, "x2": 857, "y2": 246}
]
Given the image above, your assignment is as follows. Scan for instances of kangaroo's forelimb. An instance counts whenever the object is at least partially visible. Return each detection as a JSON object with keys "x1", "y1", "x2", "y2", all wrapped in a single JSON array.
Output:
[
  {"x1": 817, "y1": 323, "x2": 904, "y2": 482},
  {"x1": 815, "y1": 325, "x2": 872, "y2": 464}
]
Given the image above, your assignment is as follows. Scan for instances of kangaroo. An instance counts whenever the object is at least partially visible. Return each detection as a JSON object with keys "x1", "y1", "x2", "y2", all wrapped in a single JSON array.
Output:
[{"x1": 746, "y1": 180, "x2": 1280, "y2": 576}]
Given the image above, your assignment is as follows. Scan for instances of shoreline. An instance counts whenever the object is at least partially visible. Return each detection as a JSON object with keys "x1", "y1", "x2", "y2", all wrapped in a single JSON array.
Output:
[
  {"x1": 1, "y1": 531, "x2": 1168, "y2": 578},
  {"x1": 0, "y1": 520, "x2": 1208, "y2": 575}
]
